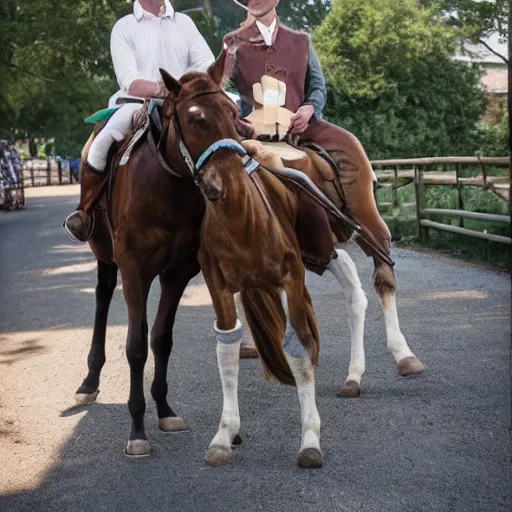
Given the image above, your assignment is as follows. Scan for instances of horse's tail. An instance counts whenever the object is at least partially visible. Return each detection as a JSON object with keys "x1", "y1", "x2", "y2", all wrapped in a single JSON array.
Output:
[
  {"x1": 240, "y1": 286, "x2": 321, "y2": 386},
  {"x1": 241, "y1": 288, "x2": 295, "y2": 386}
]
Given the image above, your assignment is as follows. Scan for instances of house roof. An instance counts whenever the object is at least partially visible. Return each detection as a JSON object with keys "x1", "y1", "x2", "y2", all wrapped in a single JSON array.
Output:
[{"x1": 455, "y1": 33, "x2": 508, "y2": 65}]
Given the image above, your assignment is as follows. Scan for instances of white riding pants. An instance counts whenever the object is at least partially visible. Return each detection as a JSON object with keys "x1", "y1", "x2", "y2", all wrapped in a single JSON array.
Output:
[{"x1": 87, "y1": 103, "x2": 142, "y2": 171}]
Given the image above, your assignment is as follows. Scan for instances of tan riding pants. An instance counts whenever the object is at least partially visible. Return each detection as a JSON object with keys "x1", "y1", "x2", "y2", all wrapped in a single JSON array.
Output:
[{"x1": 301, "y1": 119, "x2": 391, "y2": 257}]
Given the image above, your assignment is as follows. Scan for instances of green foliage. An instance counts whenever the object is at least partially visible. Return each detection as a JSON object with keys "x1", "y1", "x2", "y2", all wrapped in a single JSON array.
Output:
[
  {"x1": 313, "y1": 0, "x2": 487, "y2": 159},
  {"x1": 0, "y1": 0, "x2": 131, "y2": 155},
  {"x1": 277, "y1": 0, "x2": 331, "y2": 32},
  {"x1": 423, "y1": 0, "x2": 508, "y2": 60},
  {"x1": 475, "y1": 110, "x2": 510, "y2": 156}
]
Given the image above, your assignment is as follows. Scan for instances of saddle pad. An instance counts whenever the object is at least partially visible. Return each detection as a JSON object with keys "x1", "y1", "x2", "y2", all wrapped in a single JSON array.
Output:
[
  {"x1": 260, "y1": 142, "x2": 308, "y2": 161},
  {"x1": 84, "y1": 107, "x2": 119, "y2": 124}
]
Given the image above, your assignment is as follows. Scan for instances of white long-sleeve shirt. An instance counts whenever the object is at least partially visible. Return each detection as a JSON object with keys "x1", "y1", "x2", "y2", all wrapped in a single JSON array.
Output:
[{"x1": 108, "y1": 0, "x2": 215, "y2": 107}]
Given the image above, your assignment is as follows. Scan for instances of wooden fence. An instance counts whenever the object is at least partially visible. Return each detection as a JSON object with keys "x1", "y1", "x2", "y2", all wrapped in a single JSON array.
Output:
[
  {"x1": 22, "y1": 159, "x2": 76, "y2": 187},
  {"x1": 371, "y1": 156, "x2": 511, "y2": 246},
  {"x1": 20, "y1": 155, "x2": 511, "y2": 246}
]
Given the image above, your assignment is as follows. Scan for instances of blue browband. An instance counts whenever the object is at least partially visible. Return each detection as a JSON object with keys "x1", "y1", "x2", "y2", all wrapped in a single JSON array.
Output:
[{"x1": 196, "y1": 139, "x2": 260, "y2": 176}]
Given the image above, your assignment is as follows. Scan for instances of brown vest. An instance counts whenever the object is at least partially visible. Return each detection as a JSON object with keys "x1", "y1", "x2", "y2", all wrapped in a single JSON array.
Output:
[{"x1": 224, "y1": 20, "x2": 309, "y2": 114}]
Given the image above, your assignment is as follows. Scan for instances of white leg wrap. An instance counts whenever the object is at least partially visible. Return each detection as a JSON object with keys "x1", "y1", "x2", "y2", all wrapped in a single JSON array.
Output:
[
  {"x1": 214, "y1": 319, "x2": 243, "y2": 344},
  {"x1": 328, "y1": 249, "x2": 367, "y2": 385},
  {"x1": 279, "y1": 289, "x2": 321, "y2": 452},
  {"x1": 285, "y1": 355, "x2": 321, "y2": 452},
  {"x1": 87, "y1": 103, "x2": 141, "y2": 171},
  {"x1": 209, "y1": 323, "x2": 242, "y2": 450}
]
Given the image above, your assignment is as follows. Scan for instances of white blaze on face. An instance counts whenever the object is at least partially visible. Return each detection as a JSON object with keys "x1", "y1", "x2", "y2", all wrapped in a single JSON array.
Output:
[{"x1": 188, "y1": 105, "x2": 205, "y2": 121}]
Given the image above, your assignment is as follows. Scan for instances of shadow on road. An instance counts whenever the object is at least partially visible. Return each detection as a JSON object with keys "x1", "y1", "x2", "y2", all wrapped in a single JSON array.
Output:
[{"x1": 0, "y1": 337, "x2": 45, "y2": 365}]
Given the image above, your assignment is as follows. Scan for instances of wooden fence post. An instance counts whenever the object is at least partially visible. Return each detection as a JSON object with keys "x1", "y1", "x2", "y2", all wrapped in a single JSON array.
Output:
[
  {"x1": 46, "y1": 159, "x2": 51, "y2": 186},
  {"x1": 455, "y1": 164, "x2": 464, "y2": 228},
  {"x1": 58, "y1": 160, "x2": 62, "y2": 185},
  {"x1": 30, "y1": 160, "x2": 35, "y2": 187},
  {"x1": 414, "y1": 165, "x2": 427, "y2": 243},
  {"x1": 392, "y1": 165, "x2": 398, "y2": 209}
]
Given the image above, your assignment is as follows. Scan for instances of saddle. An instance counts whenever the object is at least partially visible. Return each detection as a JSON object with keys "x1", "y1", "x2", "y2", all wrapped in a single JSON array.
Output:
[{"x1": 103, "y1": 99, "x2": 165, "y2": 213}]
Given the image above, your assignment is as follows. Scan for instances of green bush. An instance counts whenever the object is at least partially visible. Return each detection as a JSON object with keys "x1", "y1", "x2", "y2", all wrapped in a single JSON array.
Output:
[
  {"x1": 475, "y1": 109, "x2": 510, "y2": 157},
  {"x1": 314, "y1": 0, "x2": 486, "y2": 159}
]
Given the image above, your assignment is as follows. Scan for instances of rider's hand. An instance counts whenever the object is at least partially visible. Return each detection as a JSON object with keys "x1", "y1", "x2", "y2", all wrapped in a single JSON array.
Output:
[
  {"x1": 155, "y1": 81, "x2": 168, "y2": 99},
  {"x1": 290, "y1": 105, "x2": 315, "y2": 135}
]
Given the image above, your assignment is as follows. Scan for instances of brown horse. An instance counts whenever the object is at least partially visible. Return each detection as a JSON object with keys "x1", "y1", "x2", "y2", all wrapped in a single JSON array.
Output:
[
  {"x1": 158, "y1": 58, "x2": 334, "y2": 467},
  {"x1": 195, "y1": 148, "x2": 324, "y2": 468},
  {"x1": 73, "y1": 76, "x2": 222, "y2": 456}
]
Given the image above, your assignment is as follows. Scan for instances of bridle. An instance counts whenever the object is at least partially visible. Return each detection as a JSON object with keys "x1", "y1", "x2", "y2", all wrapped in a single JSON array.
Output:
[{"x1": 158, "y1": 89, "x2": 260, "y2": 184}]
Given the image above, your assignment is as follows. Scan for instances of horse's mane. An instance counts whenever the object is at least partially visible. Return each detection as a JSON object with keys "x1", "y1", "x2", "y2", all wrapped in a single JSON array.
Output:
[{"x1": 180, "y1": 70, "x2": 208, "y2": 84}]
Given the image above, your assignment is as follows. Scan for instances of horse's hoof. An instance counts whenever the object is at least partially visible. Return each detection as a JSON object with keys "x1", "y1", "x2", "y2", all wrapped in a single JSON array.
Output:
[
  {"x1": 205, "y1": 445, "x2": 232, "y2": 466},
  {"x1": 158, "y1": 417, "x2": 188, "y2": 433},
  {"x1": 125, "y1": 439, "x2": 151, "y2": 457},
  {"x1": 337, "y1": 380, "x2": 361, "y2": 398},
  {"x1": 297, "y1": 447, "x2": 323, "y2": 469},
  {"x1": 239, "y1": 346, "x2": 258, "y2": 359},
  {"x1": 232, "y1": 434, "x2": 242, "y2": 447},
  {"x1": 397, "y1": 356, "x2": 425, "y2": 377},
  {"x1": 74, "y1": 390, "x2": 99, "y2": 405}
]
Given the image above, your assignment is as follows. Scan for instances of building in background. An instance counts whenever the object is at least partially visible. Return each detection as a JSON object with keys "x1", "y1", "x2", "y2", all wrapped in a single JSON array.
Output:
[{"x1": 455, "y1": 33, "x2": 508, "y2": 123}]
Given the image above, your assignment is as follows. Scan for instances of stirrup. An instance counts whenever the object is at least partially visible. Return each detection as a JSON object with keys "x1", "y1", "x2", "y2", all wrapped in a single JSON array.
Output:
[{"x1": 63, "y1": 210, "x2": 95, "y2": 243}]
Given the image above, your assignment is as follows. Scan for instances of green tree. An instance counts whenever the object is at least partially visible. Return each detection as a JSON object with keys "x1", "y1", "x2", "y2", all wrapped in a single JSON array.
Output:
[
  {"x1": 277, "y1": 0, "x2": 331, "y2": 31},
  {"x1": 208, "y1": 0, "x2": 332, "y2": 46},
  {"x1": 313, "y1": 0, "x2": 486, "y2": 158},
  {"x1": 0, "y1": 0, "x2": 131, "y2": 155},
  {"x1": 421, "y1": 0, "x2": 508, "y2": 63}
]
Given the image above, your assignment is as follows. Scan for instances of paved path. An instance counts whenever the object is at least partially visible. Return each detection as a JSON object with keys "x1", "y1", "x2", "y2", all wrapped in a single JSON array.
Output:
[{"x1": 1, "y1": 186, "x2": 510, "y2": 512}]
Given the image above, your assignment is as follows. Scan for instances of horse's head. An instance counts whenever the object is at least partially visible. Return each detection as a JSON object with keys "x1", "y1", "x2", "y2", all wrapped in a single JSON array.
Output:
[{"x1": 159, "y1": 53, "x2": 242, "y2": 200}]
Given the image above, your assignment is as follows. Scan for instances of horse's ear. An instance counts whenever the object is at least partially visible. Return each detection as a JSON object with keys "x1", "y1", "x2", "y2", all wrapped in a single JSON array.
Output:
[
  {"x1": 207, "y1": 51, "x2": 227, "y2": 86},
  {"x1": 160, "y1": 68, "x2": 181, "y2": 97}
]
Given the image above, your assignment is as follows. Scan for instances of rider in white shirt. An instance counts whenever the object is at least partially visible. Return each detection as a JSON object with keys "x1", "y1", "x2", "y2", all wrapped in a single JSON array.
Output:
[{"x1": 64, "y1": 0, "x2": 214, "y2": 242}]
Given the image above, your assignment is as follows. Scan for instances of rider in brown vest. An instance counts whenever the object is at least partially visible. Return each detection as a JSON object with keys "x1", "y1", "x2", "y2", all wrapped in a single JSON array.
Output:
[{"x1": 225, "y1": 0, "x2": 391, "y2": 260}]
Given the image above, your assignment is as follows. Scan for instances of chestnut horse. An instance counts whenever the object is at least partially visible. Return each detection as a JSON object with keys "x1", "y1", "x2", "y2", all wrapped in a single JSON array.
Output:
[{"x1": 195, "y1": 146, "x2": 324, "y2": 468}]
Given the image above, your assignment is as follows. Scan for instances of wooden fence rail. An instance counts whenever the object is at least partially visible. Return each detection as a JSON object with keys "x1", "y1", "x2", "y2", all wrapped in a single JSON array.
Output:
[
  {"x1": 22, "y1": 159, "x2": 75, "y2": 187},
  {"x1": 371, "y1": 156, "x2": 511, "y2": 246},
  {"x1": 19, "y1": 155, "x2": 511, "y2": 246}
]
